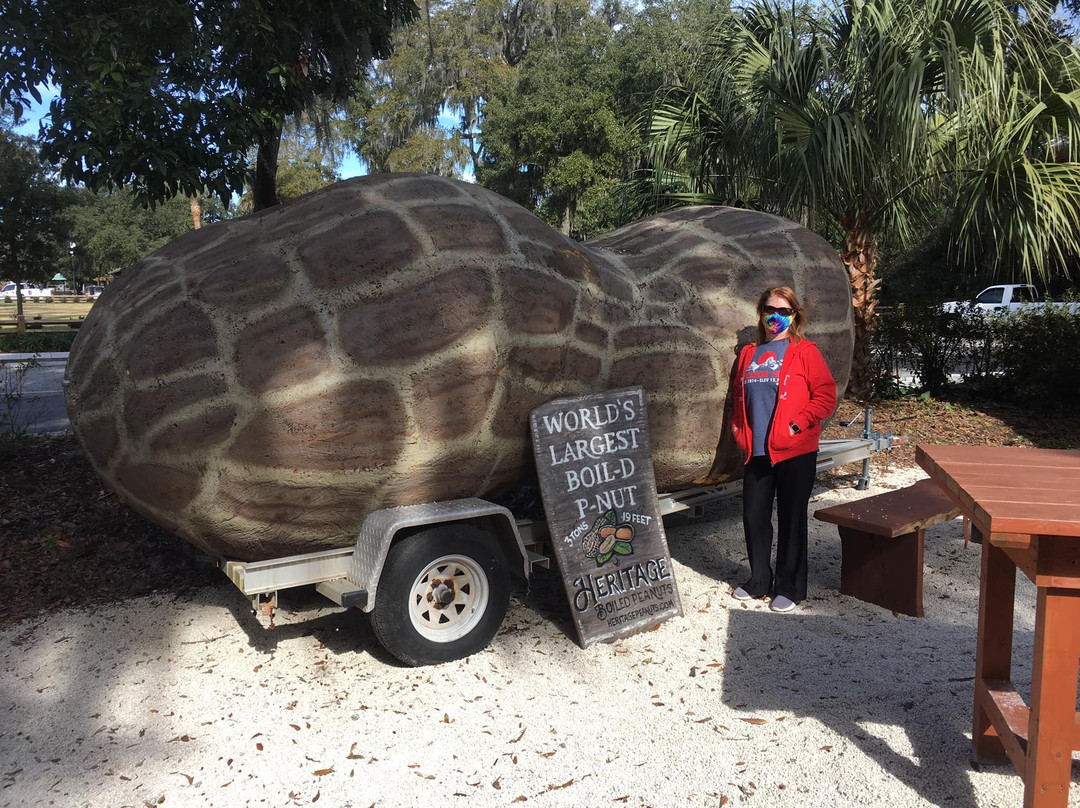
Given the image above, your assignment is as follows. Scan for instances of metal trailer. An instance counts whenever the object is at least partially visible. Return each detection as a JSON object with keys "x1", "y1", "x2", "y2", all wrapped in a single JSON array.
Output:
[{"x1": 219, "y1": 410, "x2": 900, "y2": 666}]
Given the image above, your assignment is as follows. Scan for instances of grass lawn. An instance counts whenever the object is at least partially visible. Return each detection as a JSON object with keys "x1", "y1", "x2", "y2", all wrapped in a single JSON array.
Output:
[{"x1": 0, "y1": 300, "x2": 96, "y2": 323}]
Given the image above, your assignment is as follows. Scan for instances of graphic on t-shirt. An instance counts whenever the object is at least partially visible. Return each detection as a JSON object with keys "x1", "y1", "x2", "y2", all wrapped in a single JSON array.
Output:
[{"x1": 749, "y1": 352, "x2": 781, "y2": 372}]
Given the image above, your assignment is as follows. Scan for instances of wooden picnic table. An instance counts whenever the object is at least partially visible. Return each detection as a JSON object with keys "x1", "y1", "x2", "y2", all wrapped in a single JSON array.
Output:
[{"x1": 916, "y1": 444, "x2": 1080, "y2": 808}]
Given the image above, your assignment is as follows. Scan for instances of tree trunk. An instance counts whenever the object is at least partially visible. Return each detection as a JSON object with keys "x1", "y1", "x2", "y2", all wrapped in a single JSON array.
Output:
[
  {"x1": 189, "y1": 196, "x2": 203, "y2": 230},
  {"x1": 842, "y1": 226, "x2": 880, "y2": 401},
  {"x1": 14, "y1": 281, "x2": 25, "y2": 320},
  {"x1": 252, "y1": 124, "x2": 283, "y2": 212},
  {"x1": 464, "y1": 103, "x2": 482, "y2": 179}
]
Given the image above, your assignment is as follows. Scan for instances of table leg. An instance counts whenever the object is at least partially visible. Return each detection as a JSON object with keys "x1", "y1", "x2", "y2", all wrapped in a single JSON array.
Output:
[
  {"x1": 973, "y1": 533, "x2": 1016, "y2": 763},
  {"x1": 1024, "y1": 587, "x2": 1080, "y2": 808}
]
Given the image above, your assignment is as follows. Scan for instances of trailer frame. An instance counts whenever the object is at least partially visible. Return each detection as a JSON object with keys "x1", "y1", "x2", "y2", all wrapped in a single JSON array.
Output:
[{"x1": 217, "y1": 410, "x2": 901, "y2": 663}]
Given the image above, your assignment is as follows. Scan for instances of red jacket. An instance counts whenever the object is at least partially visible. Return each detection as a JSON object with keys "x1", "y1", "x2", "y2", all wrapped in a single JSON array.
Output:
[{"x1": 730, "y1": 339, "x2": 837, "y2": 464}]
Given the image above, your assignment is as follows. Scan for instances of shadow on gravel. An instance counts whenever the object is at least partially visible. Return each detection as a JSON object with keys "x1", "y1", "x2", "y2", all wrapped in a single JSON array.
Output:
[
  {"x1": 724, "y1": 607, "x2": 976, "y2": 805},
  {"x1": 508, "y1": 565, "x2": 578, "y2": 642},
  {"x1": 720, "y1": 607, "x2": 1051, "y2": 806},
  {"x1": 214, "y1": 565, "x2": 581, "y2": 664},
  {"x1": 0, "y1": 584, "x2": 400, "y2": 777},
  {"x1": 216, "y1": 583, "x2": 404, "y2": 666},
  {"x1": 652, "y1": 466, "x2": 1060, "y2": 804}
]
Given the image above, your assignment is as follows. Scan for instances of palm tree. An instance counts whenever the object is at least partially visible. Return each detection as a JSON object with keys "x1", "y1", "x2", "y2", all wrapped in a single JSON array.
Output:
[{"x1": 646, "y1": 0, "x2": 1080, "y2": 398}]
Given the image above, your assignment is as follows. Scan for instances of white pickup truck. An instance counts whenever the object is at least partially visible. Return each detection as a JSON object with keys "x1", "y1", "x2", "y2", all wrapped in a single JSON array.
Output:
[
  {"x1": 0, "y1": 281, "x2": 52, "y2": 299},
  {"x1": 942, "y1": 283, "x2": 1079, "y2": 315}
]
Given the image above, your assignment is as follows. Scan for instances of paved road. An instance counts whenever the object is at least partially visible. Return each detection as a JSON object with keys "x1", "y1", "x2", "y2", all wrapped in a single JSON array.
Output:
[{"x1": 0, "y1": 353, "x2": 70, "y2": 434}]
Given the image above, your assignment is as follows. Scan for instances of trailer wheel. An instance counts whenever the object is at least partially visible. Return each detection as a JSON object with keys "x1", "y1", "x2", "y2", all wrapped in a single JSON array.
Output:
[{"x1": 370, "y1": 525, "x2": 511, "y2": 666}]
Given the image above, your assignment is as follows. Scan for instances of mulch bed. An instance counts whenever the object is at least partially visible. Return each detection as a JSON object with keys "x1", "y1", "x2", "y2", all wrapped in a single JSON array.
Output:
[
  {"x1": 3, "y1": 394, "x2": 1078, "y2": 630},
  {"x1": 822, "y1": 394, "x2": 1080, "y2": 470},
  {"x1": 0, "y1": 435, "x2": 220, "y2": 630}
]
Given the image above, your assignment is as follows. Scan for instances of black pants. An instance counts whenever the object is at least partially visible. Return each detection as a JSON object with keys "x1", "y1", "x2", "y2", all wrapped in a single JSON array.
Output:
[{"x1": 741, "y1": 451, "x2": 817, "y2": 602}]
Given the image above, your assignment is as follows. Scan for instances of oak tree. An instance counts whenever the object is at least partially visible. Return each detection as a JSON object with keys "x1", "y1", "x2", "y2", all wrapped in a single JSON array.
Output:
[{"x1": 1, "y1": 0, "x2": 417, "y2": 210}]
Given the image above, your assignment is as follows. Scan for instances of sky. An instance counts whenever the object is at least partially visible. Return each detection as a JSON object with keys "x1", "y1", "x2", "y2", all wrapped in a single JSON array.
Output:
[{"x1": 12, "y1": 90, "x2": 51, "y2": 138}]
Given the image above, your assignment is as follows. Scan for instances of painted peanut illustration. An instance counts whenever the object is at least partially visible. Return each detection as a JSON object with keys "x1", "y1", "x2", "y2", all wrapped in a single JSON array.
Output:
[{"x1": 580, "y1": 510, "x2": 635, "y2": 567}]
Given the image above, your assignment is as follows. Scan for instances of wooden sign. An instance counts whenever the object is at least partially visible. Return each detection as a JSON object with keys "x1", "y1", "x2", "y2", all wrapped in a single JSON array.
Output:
[{"x1": 530, "y1": 386, "x2": 682, "y2": 647}]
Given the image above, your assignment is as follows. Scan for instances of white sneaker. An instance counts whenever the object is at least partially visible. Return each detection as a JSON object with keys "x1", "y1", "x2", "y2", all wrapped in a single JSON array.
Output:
[
  {"x1": 732, "y1": 586, "x2": 754, "y2": 601},
  {"x1": 770, "y1": 595, "x2": 797, "y2": 613}
]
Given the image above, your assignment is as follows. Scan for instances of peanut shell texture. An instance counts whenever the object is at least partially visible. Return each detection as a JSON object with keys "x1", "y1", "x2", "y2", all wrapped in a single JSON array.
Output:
[{"x1": 65, "y1": 174, "x2": 853, "y2": 560}]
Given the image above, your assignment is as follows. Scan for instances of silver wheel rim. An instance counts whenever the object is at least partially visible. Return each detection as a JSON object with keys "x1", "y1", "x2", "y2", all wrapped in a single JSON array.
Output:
[{"x1": 408, "y1": 554, "x2": 490, "y2": 643}]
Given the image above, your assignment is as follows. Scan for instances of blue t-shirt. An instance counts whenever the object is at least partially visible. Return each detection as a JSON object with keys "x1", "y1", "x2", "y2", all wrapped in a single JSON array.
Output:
[{"x1": 743, "y1": 339, "x2": 789, "y2": 456}]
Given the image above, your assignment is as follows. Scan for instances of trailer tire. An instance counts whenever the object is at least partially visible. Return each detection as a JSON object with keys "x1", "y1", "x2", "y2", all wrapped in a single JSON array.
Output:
[{"x1": 370, "y1": 525, "x2": 511, "y2": 666}]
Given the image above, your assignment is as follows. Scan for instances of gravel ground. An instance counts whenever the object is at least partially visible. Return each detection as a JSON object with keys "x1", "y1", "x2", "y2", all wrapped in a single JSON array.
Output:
[{"x1": 1, "y1": 463, "x2": 1074, "y2": 808}]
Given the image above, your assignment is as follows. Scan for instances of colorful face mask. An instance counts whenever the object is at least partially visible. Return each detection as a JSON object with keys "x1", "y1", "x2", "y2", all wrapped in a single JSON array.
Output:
[{"x1": 763, "y1": 312, "x2": 793, "y2": 334}]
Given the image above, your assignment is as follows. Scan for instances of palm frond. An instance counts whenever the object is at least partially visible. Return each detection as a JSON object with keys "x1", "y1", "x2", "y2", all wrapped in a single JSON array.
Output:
[
  {"x1": 956, "y1": 87, "x2": 1080, "y2": 277},
  {"x1": 639, "y1": 0, "x2": 1080, "y2": 281}
]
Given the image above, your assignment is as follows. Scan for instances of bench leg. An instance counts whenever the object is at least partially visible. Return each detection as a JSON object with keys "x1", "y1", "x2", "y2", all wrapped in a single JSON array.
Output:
[{"x1": 838, "y1": 526, "x2": 925, "y2": 617}]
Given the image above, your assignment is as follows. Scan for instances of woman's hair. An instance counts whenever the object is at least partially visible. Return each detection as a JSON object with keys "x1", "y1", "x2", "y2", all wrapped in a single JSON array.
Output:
[{"x1": 755, "y1": 286, "x2": 807, "y2": 345}]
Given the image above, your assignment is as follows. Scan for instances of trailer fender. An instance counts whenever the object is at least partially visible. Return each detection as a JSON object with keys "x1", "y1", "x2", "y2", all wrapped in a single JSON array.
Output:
[{"x1": 348, "y1": 498, "x2": 529, "y2": 613}]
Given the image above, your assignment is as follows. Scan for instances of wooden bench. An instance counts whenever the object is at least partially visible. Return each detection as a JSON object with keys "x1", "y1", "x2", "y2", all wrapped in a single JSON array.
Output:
[{"x1": 814, "y1": 478, "x2": 962, "y2": 617}]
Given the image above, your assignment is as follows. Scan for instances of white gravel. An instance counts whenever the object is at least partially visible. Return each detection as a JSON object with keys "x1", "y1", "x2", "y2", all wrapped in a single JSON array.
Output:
[{"x1": 2, "y1": 463, "x2": 1074, "y2": 808}]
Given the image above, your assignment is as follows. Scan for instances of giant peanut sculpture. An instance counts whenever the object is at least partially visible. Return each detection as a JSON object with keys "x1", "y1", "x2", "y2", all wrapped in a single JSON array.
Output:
[{"x1": 65, "y1": 174, "x2": 853, "y2": 561}]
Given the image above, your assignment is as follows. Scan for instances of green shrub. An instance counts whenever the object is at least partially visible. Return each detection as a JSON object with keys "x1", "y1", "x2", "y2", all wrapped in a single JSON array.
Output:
[
  {"x1": 873, "y1": 303, "x2": 1080, "y2": 402},
  {"x1": 0, "y1": 331, "x2": 78, "y2": 353},
  {"x1": 870, "y1": 306, "x2": 908, "y2": 398},
  {"x1": 990, "y1": 306, "x2": 1080, "y2": 401},
  {"x1": 873, "y1": 303, "x2": 969, "y2": 393}
]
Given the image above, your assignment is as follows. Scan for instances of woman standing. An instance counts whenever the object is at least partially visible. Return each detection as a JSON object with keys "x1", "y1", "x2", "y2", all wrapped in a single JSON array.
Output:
[{"x1": 729, "y1": 286, "x2": 837, "y2": 612}]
